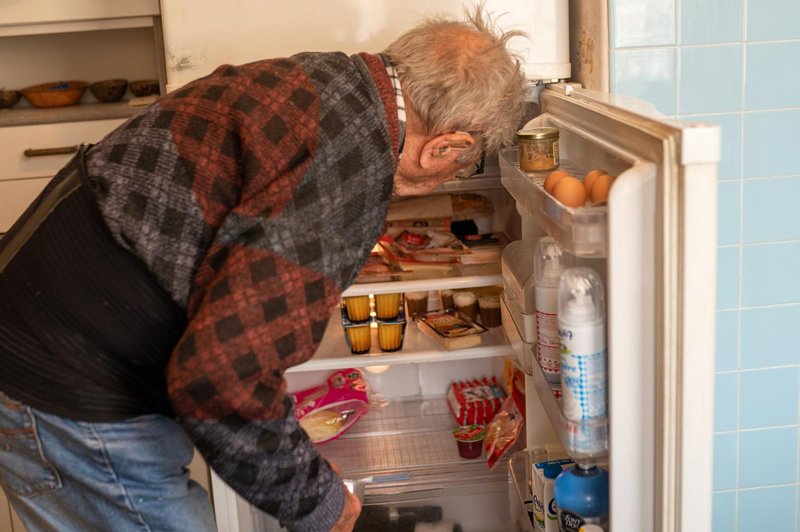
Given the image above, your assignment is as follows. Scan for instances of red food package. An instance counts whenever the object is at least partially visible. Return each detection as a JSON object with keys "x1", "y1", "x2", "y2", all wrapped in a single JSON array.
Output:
[
  {"x1": 484, "y1": 395, "x2": 524, "y2": 470},
  {"x1": 291, "y1": 369, "x2": 369, "y2": 444},
  {"x1": 447, "y1": 377, "x2": 506, "y2": 426}
]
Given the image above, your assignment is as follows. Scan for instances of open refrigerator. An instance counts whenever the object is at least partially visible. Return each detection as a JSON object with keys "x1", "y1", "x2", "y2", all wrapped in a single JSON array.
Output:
[{"x1": 158, "y1": 1, "x2": 719, "y2": 531}]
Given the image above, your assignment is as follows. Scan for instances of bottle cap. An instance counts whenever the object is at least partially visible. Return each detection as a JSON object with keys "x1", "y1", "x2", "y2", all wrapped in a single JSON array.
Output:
[
  {"x1": 543, "y1": 463, "x2": 563, "y2": 479},
  {"x1": 558, "y1": 267, "x2": 605, "y2": 324},
  {"x1": 534, "y1": 236, "x2": 566, "y2": 286}
]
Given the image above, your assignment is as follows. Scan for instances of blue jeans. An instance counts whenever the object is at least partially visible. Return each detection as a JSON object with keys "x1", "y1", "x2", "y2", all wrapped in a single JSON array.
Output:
[{"x1": 0, "y1": 391, "x2": 216, "y2": 531}]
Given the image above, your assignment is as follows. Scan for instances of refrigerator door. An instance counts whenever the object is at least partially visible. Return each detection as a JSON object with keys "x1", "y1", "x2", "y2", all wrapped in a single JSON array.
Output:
[{"x1": 503, "y1": 84, "x2": 719, "y2": 532}]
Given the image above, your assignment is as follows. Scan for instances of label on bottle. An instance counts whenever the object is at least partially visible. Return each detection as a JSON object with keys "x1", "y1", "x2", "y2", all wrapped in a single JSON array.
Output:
[
  {"x1": 559, "y1": 322, "x2": 606, "y2": 421},
  {"x1": 559, "y1": 510, "x2": 607, "y2": 532},
  {"x1": 536, "y1": 309, "x2": 561, "y2": 389}
]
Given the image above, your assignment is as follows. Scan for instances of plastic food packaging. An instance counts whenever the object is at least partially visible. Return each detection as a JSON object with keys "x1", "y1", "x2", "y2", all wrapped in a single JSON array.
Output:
[
  {"x1": 447, "y1": 377, "x2": 505, "y2": 426},
  {"x1": 485, "y1": 395, "x2": 524, "y2": 469},
  {"x1": 292, "y1": 369, "x2": 369, "y2": 443},
  {"x1": 453, "y1": 424, "x2": 486, "y2": 459}
]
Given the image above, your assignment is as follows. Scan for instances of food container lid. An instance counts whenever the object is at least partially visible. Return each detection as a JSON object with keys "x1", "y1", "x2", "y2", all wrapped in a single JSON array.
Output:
[
  {"x1": 453, "y1": 424, "x2": 486, "y2": 442},
  {"x1": 517, "y1": 127, "x2": 559, "y2": 140}
]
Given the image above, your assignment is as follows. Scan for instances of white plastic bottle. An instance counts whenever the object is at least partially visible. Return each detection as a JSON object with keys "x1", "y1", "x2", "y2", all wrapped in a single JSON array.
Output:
[
  {"x1": 558, "y1": 267, "x2": 606, "y2": 423},
  {"x1": 534, "y1": 237, "x2": 567, "y2": 397}
]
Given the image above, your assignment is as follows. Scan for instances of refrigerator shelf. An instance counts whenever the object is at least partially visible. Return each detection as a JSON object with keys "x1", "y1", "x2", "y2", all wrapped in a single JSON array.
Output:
[
  {"x1": 345, "y1": 262, "x2": 503, "y2": 297},
  {"x1": 501, "y1": 297, "x2": 608, "y2": 461},
  {"x1": 317, "y1": 396, "x2": 509, "y2": 497},
  {"x1": 499, "y1": 147, "x2": 608, "y2": 258},
  {"x1": 288, "y1": 308, "x2": 514, "y2": 373}
]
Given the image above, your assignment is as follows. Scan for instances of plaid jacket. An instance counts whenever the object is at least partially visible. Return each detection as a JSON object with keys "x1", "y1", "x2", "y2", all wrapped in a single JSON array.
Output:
[{"x1": 84, "y1": 52, "x2": 399, "y2": 530}]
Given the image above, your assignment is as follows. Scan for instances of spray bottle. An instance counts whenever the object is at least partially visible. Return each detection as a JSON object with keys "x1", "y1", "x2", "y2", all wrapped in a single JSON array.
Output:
[
  {"x1": 534, "y1": 236, "x2": 567, "y2": 397},
  {"x1": 558, "y1": 267, "x2": 606, "y2": 424}
]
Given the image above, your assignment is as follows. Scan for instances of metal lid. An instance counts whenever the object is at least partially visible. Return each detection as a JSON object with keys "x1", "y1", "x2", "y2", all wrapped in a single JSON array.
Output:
[{"x1": 517, "y1": 127, "x2": 559, "y2": 140}]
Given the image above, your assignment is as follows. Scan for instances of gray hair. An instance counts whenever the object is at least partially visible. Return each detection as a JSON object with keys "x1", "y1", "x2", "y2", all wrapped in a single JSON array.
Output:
[{"x1": 383, "y1": 3, "x2": 528, "y2": 161}]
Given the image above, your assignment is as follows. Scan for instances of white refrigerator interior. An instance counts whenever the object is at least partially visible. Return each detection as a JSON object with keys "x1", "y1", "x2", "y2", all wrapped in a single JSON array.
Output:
[{"x1": 157, "y1": 2, "x2": 719, "y2": 531}]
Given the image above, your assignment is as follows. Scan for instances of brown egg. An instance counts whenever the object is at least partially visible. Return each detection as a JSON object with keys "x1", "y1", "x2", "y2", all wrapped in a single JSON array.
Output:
[
  {"x1": 590, "y1": 174, "x2": 616, "y2": 204},
  {"x1": 553, "y1": 176, "x2": 587, "y2": 208},
  {"x1": 583, "y1": 169, "x2": 608, "y2": 195},
  {"x1": 544, "y1": 170, "x2": 570, "y2": 194}
]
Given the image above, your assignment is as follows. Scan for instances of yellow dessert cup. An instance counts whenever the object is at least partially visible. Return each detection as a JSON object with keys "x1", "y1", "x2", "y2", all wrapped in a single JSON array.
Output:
[
  {"x1": 343, "y1": 295, "x2": 371, "y2": 322},
  {"x1": 374, "y1": 293, "x2": 401, "y2": 319},
  {"x1": 377, "y1": 322, "x2": 405, "y2": 352},
  {"x1": 345, "y1": 324, "x2": 371, "y2": 354}
]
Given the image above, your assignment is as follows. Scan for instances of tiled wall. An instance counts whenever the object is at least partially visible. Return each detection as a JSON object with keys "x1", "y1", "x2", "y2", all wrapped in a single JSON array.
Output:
[{"x1": 607, "y1": 0, "x2": 800, "y2": 530}]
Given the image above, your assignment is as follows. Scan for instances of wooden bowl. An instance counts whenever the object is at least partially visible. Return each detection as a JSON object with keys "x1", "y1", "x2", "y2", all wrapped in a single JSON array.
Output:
[
  {"x1": 22, "y1": 81, "x2": 88, "y2": 108},
  {"x1": 90, "y1": 79, "x2": 128, "y2": 103},
  {"x1": 129, "y1": 79, "x2": 159, "y2": 97},
  {"x1": 0, "y1": 89, "x2": 21, "y2": 109}
]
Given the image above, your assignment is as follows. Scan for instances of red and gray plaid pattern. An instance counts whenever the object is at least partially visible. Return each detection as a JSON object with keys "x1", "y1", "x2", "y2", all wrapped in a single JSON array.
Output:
[{"x1": 85, "y1": 52, "x2": 399, "y2": 531}]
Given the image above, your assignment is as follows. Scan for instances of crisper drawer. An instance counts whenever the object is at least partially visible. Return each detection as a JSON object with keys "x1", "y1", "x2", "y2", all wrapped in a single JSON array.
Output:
[{"x1": 0, "y1": 119, "x2": 125, "y2": 181}]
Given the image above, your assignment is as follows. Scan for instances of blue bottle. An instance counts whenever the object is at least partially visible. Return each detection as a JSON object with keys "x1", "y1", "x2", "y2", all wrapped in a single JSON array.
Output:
[{"x1": 553, "y1": 462, "x2": 609, "y2": 532}]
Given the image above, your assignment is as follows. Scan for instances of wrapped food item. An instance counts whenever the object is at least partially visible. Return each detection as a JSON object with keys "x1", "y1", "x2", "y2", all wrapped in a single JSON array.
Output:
[
  {"x1": 485, "y1": 395, "x2": 524, "y2": 470},
  {"x1": 447, "y1": 376, "x2": 505, "y2": 426},
  {"x1": 292, "y1": 369, "x2": 369, "y2": 443}
]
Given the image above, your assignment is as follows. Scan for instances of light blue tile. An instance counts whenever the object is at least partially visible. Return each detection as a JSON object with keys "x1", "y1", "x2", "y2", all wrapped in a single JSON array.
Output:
[
  {"x1": 716, "y1": 310, "x2": 739, "y2": 371},
  {"x1": 741, "y1": 305, "x2": 800, "y2": 368},
  {"x1": 610, "y1": 0, "x2": 676, "y2": 48},
  {"x1": 745, "y1": 43, "x2": 800, "y2": 110},
  {"x1": 713, "y1": 491, "x2": 737, "y2": 532},
  {"x1": 718, "y1": 181, "x2": 741, "y2": 245},
  {"x1": 717, "y1": 247, "x2": 740, "y2": 309},
  {"x1": 739, "y1": 427, "x2": 798, "y2": 487},
  {"x1": 743, "y1": 177, "x2": 800, "y2": 243},
  {"x1": 680, "y1": 46, "x2": 742, "y2": 114},
  {"x1": 681, "y1": 0, "x2": 743, "y2": 44},
  {"x1": 715, "y1": 373, "x2": 738, "y2": 432},
  {"x1": 743, "y1": 110, "x2": 800, "y2": 177},
  {"x1": 742, "y1": 243, "x2": 800, "y2": 306},
  {"x1": 747, "y1": 0, "x2": 800, "y2": 41},
  {"x1": 611, "y1": 49, "x2": 677, "y2": 116},
  {"x1": 738, "y1": 485, "x2": 796, "y2": 530},
  {"x1": 685, "y1": 114, "x2": 741, "y2": 180},
  {"x1": 714, "y1": 433, "x2": 737, "y2": 490},
  {"x1": 739, "y1": 368, "x2": 799, "y2": 430}
]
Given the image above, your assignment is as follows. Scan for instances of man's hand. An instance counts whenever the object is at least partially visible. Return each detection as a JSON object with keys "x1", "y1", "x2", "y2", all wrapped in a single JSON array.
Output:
[{"x1": 329, "y1": 462, "x2": 362, "y2": 532}]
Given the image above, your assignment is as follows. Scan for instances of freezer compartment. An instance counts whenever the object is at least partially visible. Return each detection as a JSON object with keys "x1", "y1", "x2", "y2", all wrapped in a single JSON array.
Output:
[
  {"x1": 318, "y1": 396, "x2": 512, "y2": 532},
  {"x1": 500, "y1": 148, "x2": 609, "y2": 258},
  {"x1": 501, "y1": 297, "x2": 608, "y2": 460}
]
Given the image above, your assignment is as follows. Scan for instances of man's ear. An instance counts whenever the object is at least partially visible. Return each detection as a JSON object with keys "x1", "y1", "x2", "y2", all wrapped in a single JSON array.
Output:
[{"x1": 419, "y1": 132, "x2": 476, "y2": 170}]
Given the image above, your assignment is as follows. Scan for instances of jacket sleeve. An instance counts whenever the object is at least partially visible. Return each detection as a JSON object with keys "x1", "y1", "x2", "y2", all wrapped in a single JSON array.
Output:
[{"x1": 166, "y1": 242, "x2": 346, "y2": 532}]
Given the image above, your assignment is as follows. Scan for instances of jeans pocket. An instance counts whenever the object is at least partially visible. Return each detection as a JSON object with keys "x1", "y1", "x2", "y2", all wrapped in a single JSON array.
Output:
[{"x1": 0, "y1": 393, "x2": 61, "y2": 497}]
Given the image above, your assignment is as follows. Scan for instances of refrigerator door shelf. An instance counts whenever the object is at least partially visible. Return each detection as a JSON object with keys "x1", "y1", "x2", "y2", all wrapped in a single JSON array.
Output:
[
  {"x1": 501, "y1": 297, "x2": 608, "y2": 460},
  {"x1": 501, "y1": 290, "x2": 608, "y2": 459},
  {"x1": 500, "y1": 147, "x2": 613, "y2": 258},
  {"x1": 288, "y1": 308, "x2": 514, "y2": 373},
  {"x1": 501, "y1": 292, "x2": 536, "y2": 376}
]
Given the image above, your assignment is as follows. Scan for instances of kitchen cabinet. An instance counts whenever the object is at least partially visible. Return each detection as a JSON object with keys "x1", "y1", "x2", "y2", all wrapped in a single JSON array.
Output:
[{"x1": 0, "y1": 0, "x2": 165, "y2": 233}]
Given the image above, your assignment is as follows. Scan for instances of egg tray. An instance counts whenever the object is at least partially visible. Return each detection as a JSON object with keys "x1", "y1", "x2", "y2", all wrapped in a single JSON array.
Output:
[{"x1": 499, "y1": 147, "x2": 610, "y2": 258}]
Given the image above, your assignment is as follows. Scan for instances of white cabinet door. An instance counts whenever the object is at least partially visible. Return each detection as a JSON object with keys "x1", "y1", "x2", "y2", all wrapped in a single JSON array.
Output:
[{"x1": 2, "y1": 0, "x2": 159, "y2": 27}]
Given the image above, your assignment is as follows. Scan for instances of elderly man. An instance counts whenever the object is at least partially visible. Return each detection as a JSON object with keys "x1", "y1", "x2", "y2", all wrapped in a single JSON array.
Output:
[{"x1": 0, "y1": 5, "x2": 526, "y2": 531}]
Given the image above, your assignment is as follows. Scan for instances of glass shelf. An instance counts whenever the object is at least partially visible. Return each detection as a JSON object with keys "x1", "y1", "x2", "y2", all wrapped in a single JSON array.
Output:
[
  {"x1": 499, "y1": 147, "x2": 608, "y2": 258},
  {"x1": 345, "y1": 261, "x2": 503, "y2": 297},
  {"x1": 288, "y1": 309, "x2": 513, "y2": 373},
  {"x1": 318, "y1": 397, "x2": 508, "y2": 493}
]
